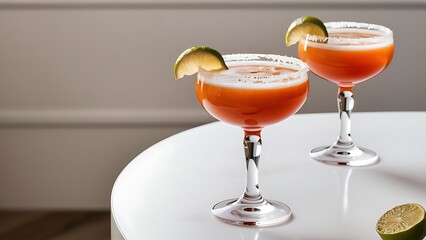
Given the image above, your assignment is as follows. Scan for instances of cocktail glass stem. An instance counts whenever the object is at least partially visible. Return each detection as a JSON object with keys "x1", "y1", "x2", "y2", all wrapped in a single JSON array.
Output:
[
  {"x1": 337, "y1": 87, "x2": 354, "y2": 148},
  {"x1": 309, "y1": 86, "x2": 379, "y2": 166},
  {"x1": 243, "y1": 131, "x2": 263, "y2": 204},
  {"x1": 211, "y1": 129, "x2": 292, "y2": 226}
]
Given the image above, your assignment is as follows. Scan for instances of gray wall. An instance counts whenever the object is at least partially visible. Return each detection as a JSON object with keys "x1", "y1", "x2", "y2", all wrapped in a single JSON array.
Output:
[{"x1": 0, "y1": 0, "x2": 425, "y2": 209}]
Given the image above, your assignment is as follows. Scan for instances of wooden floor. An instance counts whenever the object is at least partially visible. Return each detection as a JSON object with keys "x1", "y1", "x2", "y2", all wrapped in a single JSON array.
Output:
[{"x1": 0, "y1": 211, "x2": 110, "y2": 240}]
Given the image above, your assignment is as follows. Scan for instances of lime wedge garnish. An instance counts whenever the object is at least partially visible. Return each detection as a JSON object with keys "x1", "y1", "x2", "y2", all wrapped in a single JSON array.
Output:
[
  {"x1": 285, "y1": 16, "x2": 328, "y2": 47},
  {"x1": 376, "y1": 203, "x2": 426, "y2": 240},
  {"x1": 174, "y1": 46, "x2": 228, "y2": 80}
]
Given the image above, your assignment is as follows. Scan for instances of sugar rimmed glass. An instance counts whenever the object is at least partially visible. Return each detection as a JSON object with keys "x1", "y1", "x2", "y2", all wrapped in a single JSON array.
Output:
[
  {"x1": 195, "y1": 54, "x2": 309, "y2": 226},
  {"x1": 298, "y1": 22, "x2": 394, "y2": 166}
]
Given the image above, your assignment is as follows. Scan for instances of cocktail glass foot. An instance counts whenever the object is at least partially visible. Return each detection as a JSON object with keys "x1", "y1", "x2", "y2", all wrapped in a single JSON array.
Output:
[
  {"x1": 212, "y1": 197, "x2": 291, "y2": 227},
  {"x1": 310, "y1": 144, "x2": 379, "y2": 166}
]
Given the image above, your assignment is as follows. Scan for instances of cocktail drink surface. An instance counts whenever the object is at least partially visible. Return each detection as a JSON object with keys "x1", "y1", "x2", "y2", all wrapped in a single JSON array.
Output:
[
  {"x1": 298, "y1": 22, "x2": 394, "y2": 166},
  {"x1": 196, "y1": 54, "x2": 308, "y2": 226}
]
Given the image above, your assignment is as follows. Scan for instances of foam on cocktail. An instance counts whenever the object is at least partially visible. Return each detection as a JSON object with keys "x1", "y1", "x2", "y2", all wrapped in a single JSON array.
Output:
[
  {"x1": 305, "y1": 23, "x2": 393, "y2": 51},
  {"x1": 198, "y1": 59, "x2": 308, "y2": 89}
]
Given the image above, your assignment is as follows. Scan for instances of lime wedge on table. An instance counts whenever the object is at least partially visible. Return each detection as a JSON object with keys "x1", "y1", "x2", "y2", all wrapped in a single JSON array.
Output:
[
  {"x1": 285, "y1": 16, "x2": 328, "y2": 46},
  {"x1": 174, "y1": 46, "x2": 228, "y2": 80},
  {"x1": 376, "y1": 203, "x2": 426, "y2": 240}
]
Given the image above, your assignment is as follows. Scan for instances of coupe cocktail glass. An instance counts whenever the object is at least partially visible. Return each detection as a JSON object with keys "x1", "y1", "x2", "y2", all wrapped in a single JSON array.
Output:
[
  {"x1": 298, "y1": 22, "x2": 394, "y2": 166},
  {"x1": 196, "y1": 54, "x2": 309, "y2": 226}
]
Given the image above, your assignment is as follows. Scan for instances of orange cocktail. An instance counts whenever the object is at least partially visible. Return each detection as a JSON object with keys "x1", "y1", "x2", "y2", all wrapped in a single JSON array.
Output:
[
  {"x1": 196, "y1": 64, "x2": 308, "y2": 131},
  {"x1": 298, "y1": 22, "x2": 394, "y2": 166},
  {"x1": 298, "y1": 28, "x2": 394, "y2": 87},
  {"x1": 195, "y1": 54, "x2": 308, "y2": 227}
]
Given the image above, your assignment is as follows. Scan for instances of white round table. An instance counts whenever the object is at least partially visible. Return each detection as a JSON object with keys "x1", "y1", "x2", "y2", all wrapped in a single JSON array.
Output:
[{"x1": 111, "y1": 112, "x2": 426, "y2": 240}]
